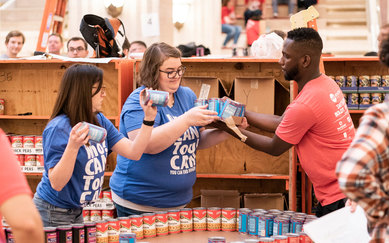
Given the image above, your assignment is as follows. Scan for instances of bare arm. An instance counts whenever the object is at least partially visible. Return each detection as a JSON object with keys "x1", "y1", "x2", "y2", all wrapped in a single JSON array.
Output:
[
  {"x1": 49, "y1": 123, "x2": 89, "y2": 191},
  {"x1": 197, "y1": 128, "x2": 230, "y2": 150},
  {"x1": 128, "y1": 105, "x2": 219, "y2": 154},
  {"x1": 1, "y1": 194, "x2": 44, "y2": 243},
  {"x1": 245, "y1": 110, "x2": 283, "y2": 133},
  {"x1": 240, "y1": 129, "x2": 292, "y2": 156}
]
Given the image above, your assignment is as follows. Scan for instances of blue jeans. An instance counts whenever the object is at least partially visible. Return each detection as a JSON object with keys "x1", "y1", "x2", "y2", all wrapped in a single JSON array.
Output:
[
  {"x1": 114, "y1": 202, "x2": 150, "y2": 217},
  {"x1": 33, "y1": 193, "x2": 83, "y2": 227},
  {"x1": 222, "y1": 24, "x2": 241, "y2": 46},
  {"x1": 272, "y1": 0, "x2": 295, "y2": 14}
]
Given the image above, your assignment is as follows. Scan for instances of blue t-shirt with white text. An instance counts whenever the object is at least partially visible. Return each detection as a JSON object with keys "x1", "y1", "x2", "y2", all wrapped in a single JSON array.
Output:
[
  {"x1": 110, "y1": 86, "x2": 200, "y2": 208},
  {"x1": 36, "y1": 113, "x2": 124, "y2": 208}
]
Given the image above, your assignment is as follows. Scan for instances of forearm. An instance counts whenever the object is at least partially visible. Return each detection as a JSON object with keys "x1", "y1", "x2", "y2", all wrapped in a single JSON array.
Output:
[
  {"x1": 48, "y1": 146, "x2": 79, "y2": 191},
  {"x1": 1, "y1": 195, "x2": 44, "y2": 243},
  {"x1": 245, "y1": 110, "x2": 282, "y2": 132},
  {"x1": 240, "y1": 129, "x2": 276, "y2": 154},
  {"x1": 144, "y1": 115, "x2": 191, "y2": 154},
  {"x1": 197, "y1": 129, "x2": 230, "y2": 150}
]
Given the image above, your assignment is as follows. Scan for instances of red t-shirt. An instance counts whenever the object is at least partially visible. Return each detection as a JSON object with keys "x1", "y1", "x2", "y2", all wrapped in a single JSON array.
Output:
[
  {"x1": 276, "y1": 74, "x2": 355, "y2": 206},
  {"x1": 246, "y1": 19, "x2": 260, "y2": 45},
  {"x1": 0, "y1": 129, "x2": 32, "y2": 241},
  {"x1": 221, "y1": 6, "x2": 234, "y2": 24}
]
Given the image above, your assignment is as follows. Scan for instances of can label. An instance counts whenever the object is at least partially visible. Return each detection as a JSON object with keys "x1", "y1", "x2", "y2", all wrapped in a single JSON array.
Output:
[
  {"x1": 78, "y1": 122, "x2": 107, "y2": 143},
  {"x1": 11, "y1": 136, "x2": 23, "y2": 148},
  {"x1": 96, "y1": 220, "x2": 108, "y2": 243},
  {"x1": 207, "y1": 207, "x2": 221, "y2": 231},
  {"x1": 346, "y1": 76, "x2": 358, "y2": 87},
  {"x1": 335, "y1": 76, "x2": 346, "y2": 87},
  {"x1": 24, "y1": 154, "x2": 36, "y2": 166},
  {"x1": 168, "y1": 210, "x2": 181, "y2": 234},
  {"x1": 193, "y1": 207, "x2": 207, "y2": 231},
  {"x1": 83, "y1": 210, "x2": 91, "y2": 222},
  {"x1": 155, "y1": 211, "x2": 168, "y2": 236},
  {"x1": 16, "y1": 154, "x2": 25, "y2": 166},
  {"x1": 221, "y1": 208, "x2": 236, "y2": 232},
  {"x1": 142, "y1": 89, "x2": 169, "y2": 107},
  {"x1": 359, "y1": 75, "x2": 370, "y2": 87},
  {"x1": 107, "y1": 219, "x2": 120, "y2": 243},
  {"x1": 142, "y1": 213, "x2": 156, "y2": 238},
  {"x1": 35, "y1": 136, "x2": 43, "y2": 148},
  {"x1": 102, "y1": 210, "x2": 114, "y2": 220},
  {"x1": 129, "y1": 215, "x2": 143, "y2": 240},
  {"x1": 36, "y1": 154, "x2": 44, "y2": 166},
  {"x1": 118, "y1": 217, "x2": 132, "y2": 234},
  {"x1": 23, "y1": 136, "x2": 35, "y2": 148},
  {"x1": 180, "y1": 209, "x2": 193, "y2": 232},
  {"x1": 90, "y1": 210, "x2": 102, "y2": 222}
]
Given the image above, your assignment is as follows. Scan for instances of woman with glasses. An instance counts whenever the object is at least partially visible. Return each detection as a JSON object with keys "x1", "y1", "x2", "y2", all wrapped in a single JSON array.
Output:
[
  {"x1": 33, "y1": 64, "x2": 157, "y2": 226},
  {"x1": 110, "y1": 42, "x2": 234, "y2": 216}
]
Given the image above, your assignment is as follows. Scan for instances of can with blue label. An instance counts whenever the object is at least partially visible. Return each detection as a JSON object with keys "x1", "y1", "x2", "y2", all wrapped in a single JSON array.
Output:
[
  {"x1": 208, "y1": 98, "x2": 220, "y2": 114},
  {"x1": 142, "y1": 89, "x2": 169, "y2": 107},
  {"x1": 238, "y1": 209, "x2": 252, "y2": 234},
  {"x1": 273, "y1": 216, "x2": 290, "y2": 235},
  {"x1": 258, "y1": 214, "x2": 274, "y2": 237},
  {"x1": 119, "y1": 232, "x2": 136, "y2": 243},
  {"x1": 78, "y1": 122, "x2": 107, "y2": 143},
  {"x1": 194, "y1": 99, "x2": 208, "y2": 107},
  {"x1": 248, "y1": 212, "x2": 262, "y2": 235}
]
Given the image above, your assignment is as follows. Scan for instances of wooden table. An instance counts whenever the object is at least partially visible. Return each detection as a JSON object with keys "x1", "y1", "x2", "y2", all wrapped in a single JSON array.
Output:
[{"x1": 138, "y1": 231, "x2": 259, "y2": 242}]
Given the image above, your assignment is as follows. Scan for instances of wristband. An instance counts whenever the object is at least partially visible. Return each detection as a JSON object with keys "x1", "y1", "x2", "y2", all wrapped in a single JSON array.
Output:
[{"x1": 143, "y1": 119, "x2": 155, "y2": 126}]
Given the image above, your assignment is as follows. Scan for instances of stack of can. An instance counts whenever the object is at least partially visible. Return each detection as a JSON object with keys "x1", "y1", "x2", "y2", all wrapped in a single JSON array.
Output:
[
  {"x1": 194, "y1": 97, "x2": 246, "y2": 120},
  {"x1": 7, "y1": 134, "x2": 43, "y2": 166}
]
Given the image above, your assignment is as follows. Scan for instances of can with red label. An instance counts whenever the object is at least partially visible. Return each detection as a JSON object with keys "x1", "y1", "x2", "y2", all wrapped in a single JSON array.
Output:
[
  {"x1": 102, "y1": 191, "x2": 112, "y2": 202},
  {"x1": 23, "y1": 135, "x2": 35, "y2": 148},
  {"x1": 24, "y1": 154, "x2": 36, "y2": 166},
  {"x1": 129, "y1": 215, "x2": 143, "y2": 239},
  {"x1": 142, "y1": 213, "x2": 156, "y2": 238},
  {"x1": 207, "y1": 207, "x2": 222, "y2": 231},
  {"x1": 11, "y1": 135, "x2": 23, "y2": 148},
  {"x1": 193, "y1": 207, "x2": 207, "y2": 231},
  {"x1": 35, "y1": 135, "x2": 43, "y2": 148},
  {"x1": 117, "y1": 217, "x2": 132, "y2": 234},
  {"x1": 16, "y1": 154, "x2": 25, "y2": 166},
  {"x1": 285, "y1": 233, "x2": 299, "y2": 243},
  {"x1": 96, "y1": 220, "x2": 108, "y2": 243},
  {"x1": 168, "y1": 209, "x2": 181, "y2": 234},
  {"x1": 83, "y1": 210, "x2": 91, "y2": 222},
  {"x1": 107, "y1": 218, "x2": 120, "y2": 243},
  {"x1": 180, "y1": 208, "x2": 193, "y2": 232},
  {"x1": 36, "y1": 154, "x2": 44, "y2": 166},
  {"x1": 0, "y1": 98, "x2": 4, "y2": 115},
  {"x1": 155, "y1": 211, "x2": 168, "y2": 236},
  {"x1": 272, "y1": 235, "x2": 288, "y2": 243},
  {"x1": 299, "y1": 232, "x2": 313, "y2": 243},
  {"x1": 221, "y1": 208, "x2": 236, "y2": 232},
  {"x1": 102, "y1": 209, "x2": 115, "y2": 220},
  {"x1": 90, "y1": 210, "x2": 102, "y2": 222}
]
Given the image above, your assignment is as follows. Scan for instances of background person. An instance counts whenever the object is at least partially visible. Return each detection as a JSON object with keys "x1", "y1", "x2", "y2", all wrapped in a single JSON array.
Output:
[
  {"x1": 67, "y1": 37, "x2": 89, "y2": 58},
  {"x1": 0, "y1": 30, "x2": 25, "y2": 59},
  {"x1": 336, "y1": 35, "x2": 389, "y2": 242},
  {"x1": 228, "y1": 28, "x2": 355, "y2": 217},
  {"x1": 221, "y1": 0, "x2": 241, "y2": 49},
  {"x1": 109, "y1": 42, "x2": 244, "y2": 216},
  {"x1": 0, "y1": 129, "x2": 44, "y2": 242},
  {"x1": 33, "y1": 64, "x2": 157, "y2": 226},
  {"x1": 47, "y1": 33, "x2": 63, "y2": 55}
]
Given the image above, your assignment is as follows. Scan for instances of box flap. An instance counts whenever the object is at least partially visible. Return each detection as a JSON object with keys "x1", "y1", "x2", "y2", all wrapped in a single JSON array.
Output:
[{"x1": 181, "y1": 76, "x2": 220, "y2": 99}]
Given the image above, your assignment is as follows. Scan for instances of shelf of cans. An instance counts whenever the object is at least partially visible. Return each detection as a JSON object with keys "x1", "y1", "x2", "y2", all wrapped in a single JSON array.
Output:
[
  {"x1": 8, "y1": 134, "x2": 44, "y2": 168},
  {"x1": 194, "y1": 98, "x2": 246, "y2": 119},
  {"x1": 331, "y1": 75, "x2": 389, "y2": 110},
  {"x1": 79, "y1": 207, "x2": 316, "y2": 243}
]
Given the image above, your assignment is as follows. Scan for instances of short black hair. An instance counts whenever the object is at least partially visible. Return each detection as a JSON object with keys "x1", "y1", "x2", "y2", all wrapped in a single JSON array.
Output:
[
  {"x1": 130, "y1": 40, "x2": 147, "y2": 49},
  {"x1": 287, "y1": 28, "x2": 323, "y2": 54}
]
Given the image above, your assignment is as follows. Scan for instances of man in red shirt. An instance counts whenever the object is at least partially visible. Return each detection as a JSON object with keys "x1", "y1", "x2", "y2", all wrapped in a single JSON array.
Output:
[
  {"x1": 239, "y1": 28, "x2": 355, "y2": 216},
  {"x1": 0, "y1": 129, "x2": 43, "y2": 242}
]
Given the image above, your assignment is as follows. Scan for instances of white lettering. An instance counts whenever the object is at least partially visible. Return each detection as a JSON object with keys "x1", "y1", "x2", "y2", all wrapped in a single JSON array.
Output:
[
  {"x1": 172, "y1": 141, "x2": 182, "y2": 154},
  {"x1": 181, "y1": 155, "x2": 189, "y2": 169},
  {"x1": 179, "y1": 144, "x2": 188, "y2": 155},
  {"x1": 170, "y1": 155, "x2": 180, "y2": 170},
  {"x1": 84, "y1": 145, "x2": 98, "y2": 159},
  {"x1": 92, "y1": 178, "x2": 100, "y2": 190},
  {"x1": 83, "y1": 175, "x2": 94, "y2": 190},
  {"x1": 80, "y1": 191, "x2": 91, "y2": 203}
]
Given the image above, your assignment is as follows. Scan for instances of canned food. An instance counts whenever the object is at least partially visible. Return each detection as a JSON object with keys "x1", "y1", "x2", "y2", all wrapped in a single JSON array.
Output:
[
  {"x1": 273, "y1": 216, "x2": 290, "y2": 235},
  {"x1": 208, "y1": 98, "x2": 220, "y2": 114},
  {"x1": 90, "y1": 210, "x2": 102, "y2": 222},
  {"x1": 36, "y1": 154, "x2": 44, "y2": 166},
  {"x1": 238, "y1": 208, "x2": 252, "y2": 234},
  {"x1": 168, "y1": 209, "x2": 181, "y2": 234},
  {"x1": 102, "y1": 190, "x2": 112, "y2": 202},
  {"x1": 258, "y1": 214, "x2": 275, "y2": 237},
  {"x1": 129, "y1": 215, "x2": 143, "y2": 240},
  {"x1": 207, "y1": 207, "x2": 222, "y2": 231},
  {"x1": 102, "y1": 209, "x2": 115, "y2": 220},
  {"x1": 359, "y1": 93, "x2": 371, "y2": 105},
  {"x1": 24, "y1": 154, "x2": 36, "y2": 166},
  {"x1": 43, "y1": 227, "x2": 57, "y2": 243},
  {"x1": 142, "y1": 89, "x2": 169, "y2": 107},
  {"x1": 107, "y1": 218, "x2": 120, "y2": 243},
  {"x1": 0, "y1": 98, "x2": 4, "y2": 115},
  {"x1": 155, "y1": 211, "x2": 168, "y2": 236},
  {"x1": 117, "y1": 217, "x2": 132, "y2": 234},
  {"x1": 16, "y1": 154, "x2": 25, "y2": 166},
  {"x1": 348, "y1": 93, "x2": 359, "y2": 105},
  {"x1": 359, "y1": 75, "x2": 370, "y2": 87},
  {"x1": 83, "y1": 210, "x2": 91, "y2": 222},
  {"x1": 272, "y1": 235, "x2": 288, "y2": 243},
  {"x1": 11, "y1": 135, "x2": 23, "y2": 148},
  {"x1": 35, "y1": 135, "x2": 43, "y2": 148},
  {"x1": 193, "y1": 207, "x2": 207, "y2": 231},
  {"x1": 221, "y1": 208, "x2": 237, "y2": 232},
  {"x1": 220, "y1": 99, "x2": 240, "y2": 120},
  {"x1": 180, "y1": 208, "x2": 193, "y2": 232},
  {"x1": 370, "y1": 75, "x2": 381, "y2": 87},
  {"x1": 84, "y1": 222, "x2": 97, "y2": 243},
  {"x1": 299, "y1": 232, "x2": 314, "y2": 243},
  {"x1": 194, "y1": 98, "x2": 208, "y2": 107},
  {"x1": 71, "y1": 223, "x2": 85, "y2": 243},
  {"x1": 248, "y1": 212, "x2": 261, "y2": 235},
  {"x1": 371, "y1": 93, "x2": 382, "y2": 104},
  {"x1": 285, "y1": 233, "x2": 299, "y2": 243},
  {"x1": 57, "y1": 225, "x2": 73, "y2": 243},
  {"x1": 382, "y1": 75, "x2": 389, "y2": 87},
  {"x1": 23, "y1": 135, "x2": 35, "y2": 148},
  {"x1": 208, "y1": 236, "x2": 226, "y2": 243},
  {"x1": 142, "y1": 213, "x2": 156, "y2": 238},
  {"x1": 290, "y1": 217, "x2": 304, "y2": 233},
  {"x1": 96, "y1": 220, "x2": 109, "y2": 243},
  {"x1": 78, "y1": 122, "x2": 107, "y2": 143},
  {"x1": 346, "y1": 76, "x2": 358, "y2": 87},
  {"x1": 119, "y1": 232, "x2": 136, "y2": 243},
  {"x1": 335, "y1": 76, "x2": 346, "y2": 87}
]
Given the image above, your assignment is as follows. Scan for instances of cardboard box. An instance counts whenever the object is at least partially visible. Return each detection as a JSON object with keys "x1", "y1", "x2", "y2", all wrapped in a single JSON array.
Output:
[
  {"x1": 234, "y1": 77, "x2": 275, "y2": 114},
  {"x1": 181, "y1": 76, "x2": 220, "y2": 99},
  {"x1": 243, "y1": 193, "x2": 284, "y2": 210},
  {"x1": 201, "y1": 189, "x2": 240, "y2": 208}
]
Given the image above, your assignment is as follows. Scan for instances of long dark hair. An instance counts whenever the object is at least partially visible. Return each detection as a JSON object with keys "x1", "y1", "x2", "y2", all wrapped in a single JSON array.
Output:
[
  {"x1": 50, "y1": 64, "x2": 103, "y2": 127},
  {"x1": 137, "y1": 42, "x2": 181, "y2": 89}
]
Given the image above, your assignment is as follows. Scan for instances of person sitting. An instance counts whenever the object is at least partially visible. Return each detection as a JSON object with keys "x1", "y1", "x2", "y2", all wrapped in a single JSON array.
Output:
[
  {"x1": 127, "y1": 40, "x2": 147, "y2": 59},
  {"x1": 0, "y1": 30, "x2": 25, "y2": 59},
  {"x1": 272, "y1": 0, "x2": 295, "y2": 18},
  {"x1": 67, "y1": 37, "x2": 89, "y2": 58},
  {"x1": 244, "y1": 0, "x2": 264, "y2": 25},
  {"x1": 221, "y1": 0, "x2": 241, "y2": 49},
  {"x1": 47, "y1": 33, "x2": 63, "y2": 55}
]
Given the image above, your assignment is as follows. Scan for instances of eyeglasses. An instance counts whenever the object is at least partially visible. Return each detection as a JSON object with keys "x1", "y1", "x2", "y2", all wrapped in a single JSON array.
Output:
[
  {"x1": 159, "y1": 66, "x2": 186, "y2": 79},
  {"x1": 69, "y1": 47, "x2": 85, "y2": 52},
  {"x1": 92, "y1": 85, "x2": 106, "y2": 94}
]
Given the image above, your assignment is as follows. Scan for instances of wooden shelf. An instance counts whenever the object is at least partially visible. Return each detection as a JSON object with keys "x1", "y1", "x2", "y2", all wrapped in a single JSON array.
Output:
[
  {"x1": 348, "y1": 110, "x2": 365, "y2": 114},
  {"x1": 196, "y1": 173, "x2": 289, "y2": 180},
  {"x1": 0, "y1": 115, "x2": 49, "y2": 120}
]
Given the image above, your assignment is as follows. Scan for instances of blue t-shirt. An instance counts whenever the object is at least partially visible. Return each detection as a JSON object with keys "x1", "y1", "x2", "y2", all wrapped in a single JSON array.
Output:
[
  {"x1": 36, "y1": 113, "x2": 124, "y2": 208},
  {"x1": 110, "y1": 86, "x2": 200, "y2": 208}
]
